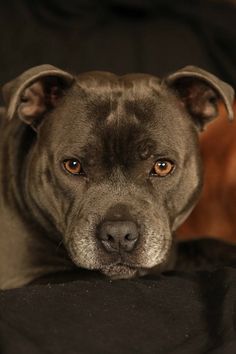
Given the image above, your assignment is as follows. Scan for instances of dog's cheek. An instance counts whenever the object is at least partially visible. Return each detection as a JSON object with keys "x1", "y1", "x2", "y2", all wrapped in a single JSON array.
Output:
[
  {"x1": 62, "y1": 193, "x2": 108, "y2": 269},
  {"x1": 23, "y1": 152, "x2": 73, "y2": 235},
  {"x1": 135, "y1": 212, "x2": 173, "y2": 268},
  {"x1": 64, "y1": 215, "x2": 109, "y2": 269},
  {"x1": 66, "y1": 234, "x2": 100, "y2": 269},
  {"x1": 165, "y1": 151, "x2": 203, "y2": 232}
]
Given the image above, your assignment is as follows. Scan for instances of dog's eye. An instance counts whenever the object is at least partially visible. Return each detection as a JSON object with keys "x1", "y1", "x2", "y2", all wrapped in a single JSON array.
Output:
[
  {"x1": 151, "y1": 160, "x2": 174, "y2": 177},
  {"x1": 63, "y1": 159, "x2": 84, "y2": 175}
]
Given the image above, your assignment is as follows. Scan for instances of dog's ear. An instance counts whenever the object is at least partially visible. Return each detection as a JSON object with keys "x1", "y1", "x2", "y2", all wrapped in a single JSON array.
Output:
[
  {"x1": 165, "y1": 66, "x2": 234, "y2": 130},
  {"x1": 2, "y1": 64, "x2": 74, "y2": 129}
]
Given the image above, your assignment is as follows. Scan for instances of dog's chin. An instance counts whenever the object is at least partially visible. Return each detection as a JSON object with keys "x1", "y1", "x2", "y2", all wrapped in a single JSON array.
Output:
[{"x1": 100, "y1": 264, "x2": 148, "y2": 279}]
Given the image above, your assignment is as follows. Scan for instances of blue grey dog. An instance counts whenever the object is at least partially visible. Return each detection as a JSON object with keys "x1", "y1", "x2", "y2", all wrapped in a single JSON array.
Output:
[{"x1": 0, "y1": 65, "x2": 235, "y2": 289}]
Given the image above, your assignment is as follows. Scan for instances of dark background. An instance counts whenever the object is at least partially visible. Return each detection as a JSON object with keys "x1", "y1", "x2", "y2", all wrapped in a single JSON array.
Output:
[{"x1": 0, "y1": 0, "x2": 236, "y2": 86}]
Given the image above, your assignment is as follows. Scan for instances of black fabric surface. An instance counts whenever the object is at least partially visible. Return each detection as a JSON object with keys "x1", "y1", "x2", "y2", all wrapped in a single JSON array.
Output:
[
  {"x1": 1, "y1": 1, "x2": 236, "y2": 353},
  {"x1": 0, "y1": 267, "x2": 236, "y2": 354}
]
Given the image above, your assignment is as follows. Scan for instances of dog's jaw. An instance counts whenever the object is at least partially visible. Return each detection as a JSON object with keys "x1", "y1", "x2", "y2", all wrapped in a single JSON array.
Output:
[{"x1": 100, "y1": 264, "x2": 148, "y2": 279}]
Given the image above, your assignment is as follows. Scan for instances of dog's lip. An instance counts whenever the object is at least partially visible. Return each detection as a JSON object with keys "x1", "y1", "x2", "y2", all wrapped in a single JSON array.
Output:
[
  {"x1": 99, "y1": 260, "x2": 145, "y2": 271},
  {"x1": 114, "y1": 261, "x2": 136, "y2": 269},
  {"x1": 100, "y1": 256, "x2": 139, "y2": 269},
  {"x1": 100, "y1": 263, "x2": 138, "y2": 278},
  {"x1": 99, "y1": 261, "x2": 151, "y2": 279}
]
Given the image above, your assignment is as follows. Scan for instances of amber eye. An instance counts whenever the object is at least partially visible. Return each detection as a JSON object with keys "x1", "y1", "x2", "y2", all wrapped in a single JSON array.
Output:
[
  {"x1": 151, "y1": 160, "x2": 174, "y2": 177},
  {"x1": 63, "y1": 159, "x2": 83, "y2": 175}
]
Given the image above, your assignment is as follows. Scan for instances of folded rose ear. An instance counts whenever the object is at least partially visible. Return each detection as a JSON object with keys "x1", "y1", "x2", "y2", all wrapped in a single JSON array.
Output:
[
  {"x1": 164, "y1": 66, "x2": 234, "y2": 130},
  {"x1": 2, "y1": 64, "x2": 74, "y2": 129}
]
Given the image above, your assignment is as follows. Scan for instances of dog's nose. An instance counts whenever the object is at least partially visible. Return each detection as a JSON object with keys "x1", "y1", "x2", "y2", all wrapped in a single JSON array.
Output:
[{"x1": 98, "y1": 221, "x2": 139, "y2": 252}]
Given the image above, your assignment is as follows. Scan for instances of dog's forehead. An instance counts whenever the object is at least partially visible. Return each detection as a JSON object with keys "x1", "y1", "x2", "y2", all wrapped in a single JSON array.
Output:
[
  {"x1": 76, "y1": 70, "x2": 161, "y2": 92},
  {"x1": 75, "y1": 71, "x2": 161, "y2": 123},
  {"x1": 47, "y1": 72, "x2": 159, "y2": 134},
  {"x1": 45, "y1": 71, "x2": 193, "y2": 159}
]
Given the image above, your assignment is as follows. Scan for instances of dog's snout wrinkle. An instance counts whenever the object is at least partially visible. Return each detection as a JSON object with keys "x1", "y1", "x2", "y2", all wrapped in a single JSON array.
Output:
[{"x1": 97, "y1": 221, "x2": 139, "y2": 253}]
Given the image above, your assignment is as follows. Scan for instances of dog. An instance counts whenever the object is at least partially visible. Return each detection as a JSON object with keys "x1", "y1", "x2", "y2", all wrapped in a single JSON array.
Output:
[{"x1": 0, "y1": 64, "x2": 235, "y2": 289}]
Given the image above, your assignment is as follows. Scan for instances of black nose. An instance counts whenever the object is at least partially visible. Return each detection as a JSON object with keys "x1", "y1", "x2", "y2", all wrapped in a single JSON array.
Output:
[{"x1": 98, "y1": 221, "x2": 139, "y2": 253}]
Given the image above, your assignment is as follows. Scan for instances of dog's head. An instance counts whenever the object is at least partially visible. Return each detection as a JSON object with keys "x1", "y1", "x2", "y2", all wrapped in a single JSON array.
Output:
[{"x1": 2, "y1": 65, "x2": 234, "y2": 278}]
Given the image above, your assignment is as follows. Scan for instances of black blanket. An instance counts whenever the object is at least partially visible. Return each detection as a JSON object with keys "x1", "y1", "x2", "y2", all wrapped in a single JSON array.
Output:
[{"x1": 1, "y1": 268, "x2": 236, "y2": 354}]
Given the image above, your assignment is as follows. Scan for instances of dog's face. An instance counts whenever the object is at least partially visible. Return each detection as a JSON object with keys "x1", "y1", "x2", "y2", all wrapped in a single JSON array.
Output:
[
  {"x1": 25, "y1": 78, "x2": 202, "y2": 279},
  {"x1": 2, "y1": 65, "x2": 234, "y2": 279}
]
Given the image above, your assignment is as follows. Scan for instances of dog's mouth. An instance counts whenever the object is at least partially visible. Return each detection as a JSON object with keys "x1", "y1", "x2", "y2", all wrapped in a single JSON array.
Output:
[
  {"x1": 98, "y1": 253, "x2": 156, "y2": 279},
  {"x1": 100, "y1": 262, "x2": 147, "y2": 279}
]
